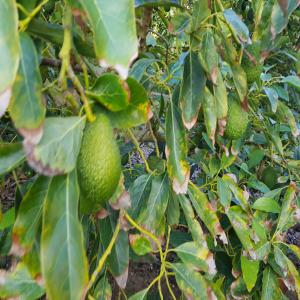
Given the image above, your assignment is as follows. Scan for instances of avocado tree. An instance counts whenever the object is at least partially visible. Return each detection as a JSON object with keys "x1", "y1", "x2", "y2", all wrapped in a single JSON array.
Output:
[{"x1": 0, "y1": 0, "x2": 299, "y2": 299}]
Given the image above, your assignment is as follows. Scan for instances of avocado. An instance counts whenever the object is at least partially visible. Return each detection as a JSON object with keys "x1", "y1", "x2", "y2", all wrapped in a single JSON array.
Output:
[{"x1": 77, "y1": 114, "x2": 121, "y2": 214}]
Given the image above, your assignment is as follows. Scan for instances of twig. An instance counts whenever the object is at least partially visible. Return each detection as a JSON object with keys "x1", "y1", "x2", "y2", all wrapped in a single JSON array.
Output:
[
  {"x1": 127, "y1": 129, "x2": 152, "y2": 173},
  {"x1": 41, "y1": 57, "x2": 87, "y2": 73},
  {"x1": 84, "y1": 222, "x2": 121, "y2": 297},
  {"x1": 19, "y1": 0, "x2": 49, "y2": 31},
  {"x1": 148, "y1": 121, "x2": 160, "y2": 157}
]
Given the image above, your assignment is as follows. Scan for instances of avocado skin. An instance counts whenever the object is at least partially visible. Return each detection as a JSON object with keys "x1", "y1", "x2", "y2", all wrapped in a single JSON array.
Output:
[
  {"x1": 77, "y1": 114, "x2": 121, "y2": 214},
  {"x1": 225, "y1": 99, "x2": 249, "y2": 140}
]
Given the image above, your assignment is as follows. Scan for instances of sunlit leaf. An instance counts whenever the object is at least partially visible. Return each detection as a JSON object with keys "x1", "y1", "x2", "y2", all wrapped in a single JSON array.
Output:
[
  {"x1": 24, "y1": 116, "x2": 85, "y2": 176},
  {"x1": 138, "y1": 173, "x2": 169, "y2": 231},
  {"x1": 9, "y1": 33, "x2": 45, "y2": 131},
  {"x1": 0, "y1": 208, "x2": 15, "y2": 231},
  {"x1": 128, "y1": 174, "x2": 153, "y2": 219},
  {"x1": 0, "y1": 262, "x2": 44, "y2": 300},
  {"x1": 79, "y1": 0, "x2": 138, "y2": 78},
  {"x1": 129, "y1": 234, "x2": 152, "y2": 256},
  {"x1": 0, "y1": 143, "x2": 25, "y2": 176},
  {"x1": 224, "y1": 9, "x2": 250, "y2": 43},
  {"x1": 252, "y1": 197, "x2": 281, "y2": 213},
  {"x1": 179, "y1": 195, "x2": 209, "y2": 252},
  {"x1": 105, "y1": 78, "x2": 151, "y2": 129},
  {"x1": 12, "y1": 176, "x2": 50, "y2": 255},
  {"x1": 227, "y1": 206, "x2": 254, "y2": 253},
  {"x1": 86, "y1": 74, "x2": 130, "y2": 112},
  {"x1": 171, "y1": 263, "x2": 208, "y2": 299},
  {"x1": 203, "y1": 87, "x2": 217, "y2": 144},
  {"x1": 174, "y1": 241, "x2": 209, "y2": 272},
  {"x1": 241, "y1": 256, "x2": 260, "y2": 292},
  {"x1": 0, "y1": 0, "x2": 20, "y2": 117},
  {"x1": 189, "y1": 184, "x2": 227, "y2": 244},
  {"x1": 180, "y1": 51, "x2": 206, "y2": 129},
  {"x1": 222, "y1": 174, "x2": 249, "y2": 211},
  {"x1": 41, "y1": 171, "x2": 88, "y2": 300},
  {"x1": 261, "y1": 267, "x2": 283, "y2": 300},
  {"x1": 165, "y1": 94, "x2": 190, "y2": 194},
  {"x1": 276, "y1": 183, "x2": 297, "y2": 233}
]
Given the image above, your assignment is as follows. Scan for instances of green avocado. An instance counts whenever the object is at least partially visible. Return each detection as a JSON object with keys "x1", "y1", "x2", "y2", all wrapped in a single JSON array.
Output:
[
  {"x1": 225, "y1": 99, "x2": 249, "y2": 140},
  {"x1": 77, "y1": 114, "x2": 121, "y2": 214},
  {"x1": 242, "y1": 43, "x2": 263, "y2": 84}
]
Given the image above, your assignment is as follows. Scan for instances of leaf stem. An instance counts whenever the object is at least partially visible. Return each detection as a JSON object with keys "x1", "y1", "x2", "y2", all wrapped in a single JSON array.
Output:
[
  {"x1": 19, "y1": 0, "x2": 49, "y2": 31},
  {"x1": 148, "y1": 121, "x2": 160, "y2": 158},
  {"x1": 127, "y1": 129, "x2": 152, "y2": 173},
  {"x1": 85, "y1": 222, "x2": 121, "y2": 295}
]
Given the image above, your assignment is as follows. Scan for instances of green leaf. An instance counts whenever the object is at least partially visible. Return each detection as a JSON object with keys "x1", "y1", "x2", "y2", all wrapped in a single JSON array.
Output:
[
  {"x1": 9, "y1": 33, "x2": 45, "y2": 131},
  {"x1": 129, "y1": 234, "x2": 152, "y2": 256},
  {"x1": 0, "y1": 207, "x2": 15, "y2": 231},
  {"x1": 135, "y1": 0, "x2": 182, "y2": 7},
  {"x1": 174, "y1": 241, "x2": 209, "y2": 272},
  {"x1": 0, "y1": 143, "x2": 25, "y2": 176},
  {"x1": 227, "y1": 206, "x2": 254, "y2": 252},
  {"x1": 276, "y1": 183, "x2": 297, "y2": 233},
  {"x1": 261, "y1": 267, "x2": 283, "y2": 300},
  {"x1": 92, "y1": 276, "x2": 112, "y2": 300},
  {"x1": 222, "y1": 174, "x2": 249, "y2": 211},
  {"x1": 128, "y1": 174, "x2": 153, "y2": 219},
  {"x1": 86, "y1": 74, "x2": 130, "y2": 112},
  {"x1": 203, "y1": 87, "x2": 217, "y2": 144},
  {"x1": 169, "y1": 12, "x2": 191, "y2": 35},
  {"x1": 241, "y1": 256, "x2": 259, "y2": 292},
  {"x1": 198, "y1": 29, "x2": 218, "y2": 83},
  {"x1": 79, "y1": 0, "x2": 138, "y2": 78},
  {"x1": 100, "y1": 212, "x2": 129, "y2": 278},
  {"x1": 264, "y1": 87, "x2": 278, "y2": 113},
  {"x1": 270, "y1": 1, "x2": 300, "y2": 38},
  {"x1": 224, "y1": 9, "x2": 250, "y2": 43},
  {"x1": 128, "y1": 288, "x2": 148, "y2": 300},
  {"x1": 12, "y1": 176, "x2": 50, "y2": 254},
  {"x1": 191, "y1": 0, "x2": 211, "y2": 32},
  {"x1": 282, "y1": 75, "x2": 300, "y2": 90},
  {"x1": 129, "y1": 58, "x2": 158, "y2": 82},
  {"x1": 24, "y1": 117, "x2": 85, "y2": 176},
  {"x1": 167, "y1": 191, "x2": 180, "y2": 226},
  {"x1": 0, "y1": 262, "x2": 45, "y2": 300},
  {"x1": 217, "y1": 177, "x2": 232, "y2": 210},
  {"x1": 171, "y1": 263, "x2": 208, "y2": 299},
  {"x1": 252, "y1": 197, "x2": 281, "y2": 213},
  {"x1": 231, "y1": 63, "x2": 248, "y2": 104},
  {"x1": 214, "y1": 68, "x2": 228, "y2": 120},
  {"x1": 0, "y1": 0, "x2": 20, "y2": 117},
  {"x1": 179, "y1": 195, "x2": 209, "y2": 253},
  {"x1": 165, "y1": 96, "x2": 190, "y2": 194},
  {"x1": 277, "y1": 101, "x2": 299, "y2": 137},
  {"x1": 248, "y1": 149, "x2": 265, "y2": 169},
  {"x1": 41, "y1": 171, "x2": 88, "y2": 300},
  {"x1": 106, "y1": 77, "x2": 151, "y2": 129},
  {"x1": 189, "y1": 184, "x2": 227, "y2": 243},
  {"x1": 180, "y1": 51, "x2": 206, "y2": 129},
  {"x1": 138, "y1": 173, "x2": 169, "y2": 231}
]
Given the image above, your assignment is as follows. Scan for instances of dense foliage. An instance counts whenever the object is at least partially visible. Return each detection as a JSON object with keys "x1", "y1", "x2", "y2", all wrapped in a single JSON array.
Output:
[{"x1": 0, "y1": 0, "x2": 300, "y2": 299}]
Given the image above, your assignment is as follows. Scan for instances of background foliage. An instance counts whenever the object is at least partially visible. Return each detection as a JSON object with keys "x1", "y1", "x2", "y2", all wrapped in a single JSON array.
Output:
[{"x1": 0, "y1": 0, "x2": 300, "y2": 299}]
